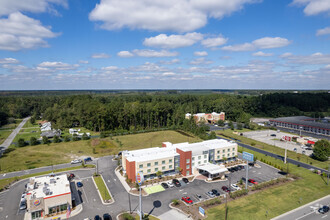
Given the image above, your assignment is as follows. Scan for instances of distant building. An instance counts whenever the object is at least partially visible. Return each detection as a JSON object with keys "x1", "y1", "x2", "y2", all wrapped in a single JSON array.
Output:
[
  {"x1": 185, "y1": 112, "x2": 225, "y2": 124},
  {"x1": 69, "y1": 128, "x2": 90, "y2": 137},
  {"x1": 25, "y1": 174, "x2": 72, "y2": 219},
  {"x1": 269, "y1": 116, "x2": 330, "y2": 136},
  {"x1": 41, "y1": 129, "x2": 61, "y2": 138},
  {"x1": 40, "y1": 122, "x2": 52, "y2": 132},
  {"x1": 122, "y1": 139, "x2": 236, "y2": 182}
]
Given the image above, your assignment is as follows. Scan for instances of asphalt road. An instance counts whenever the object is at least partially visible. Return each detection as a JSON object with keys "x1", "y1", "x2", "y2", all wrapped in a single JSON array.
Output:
[
  {"x1": 0, "y1": 117, "x2": 30, "y2": 153},
  {"x1": 273, "y1": 195, "x2": 330, "y2": 220},
  {"x1": 216, "y1": 135, "x2": 329, "y2": 173},
  {"x1": 268, "y1": 126, "x2": 330, "y2": 141}
]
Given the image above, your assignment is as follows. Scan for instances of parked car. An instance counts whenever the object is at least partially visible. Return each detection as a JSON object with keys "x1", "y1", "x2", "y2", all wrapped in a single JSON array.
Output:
[
  {"x1": 237, "y1": 166, "x2": 242, "y2": 170},
  {"x1": 233, "y1": 167, "x2": 239, "y2": 171},
  {"x1": 71, "y1": 159, "x2": 82, "y2": 164},
  {"x1": 182, "y1": 178, "x2": 189, "y2": 183},
  {"x1": 318, "y1": 205, "x2": 329, "y2": 214},
  {"x1": 229, "y1": 168, "x2": 234, "y2": 173},
  {"x1": 182, "y1": 196, "x2": 193, "y2": 204},
  {"x1": 77, "y1": 182, "x2": 83, "y2": 187},
  {"x1": 195, "y1": 194, "x2": 202, "y2": 200},
  {"x1": 221, "y1": 186, "x2": 230, "y2": 193},
  {"x1": 167, "y1": 181, "x2": 174, "y2": 188},
  {"x1": 206, "y1": 191, "x2": 215, "y2": 198},
  {"x1": 211, "y1": 189, "x2": 220, "y2": 196},
  {"x1": 248, "y1": 179, "x2": 258, "y2": 184},
  {"x1": 84, "y1": 157, "x2": 92, "y2": 162},
  {"x1": 19, "y1": 200, "x2": 27, "y2": 210},
  {"x1": 94, "y1": 215, "x2": 101, "y2": 220},
  {"x1": 239, "y1": 165, "x2": 245, "y2": 169},
  {"x1": 103, "y1": 213, "x2": 111, "y2": 220},
  {"x1": 21, "y1": 193, "x2": 26, "y2": 201},
  {"x1": 68, "y1": 173, "x2": 75, "y2": 179},
  {"x1": 172, "y1": 179, "x2": 181, "y2": 187},
  {"x1": 270, "y1": 134, "x2": 276, "y2": 137},
  {"x1": 231, "y1": 184, "x2": 241, "y2": 191},
  {"x1": 293, "y1": 148, "x2": 297, "y2": 152},
  {"x1": 161, "y1": 182, "x2": 169, "y2": 189}
]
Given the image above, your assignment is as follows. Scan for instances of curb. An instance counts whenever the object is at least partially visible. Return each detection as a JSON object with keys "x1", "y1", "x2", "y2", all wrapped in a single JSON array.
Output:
[
  {"x1": 92, "y1": 175, "x2": 115, "y2": 205},
  {"x1": 169, "y1": 203, "x2": 193, "y2": 219},
  {"x1": 271, "y1": 194, "x2": 330, "y2": 220},
  {"x1": 116, "y1": 211, "x2": 160, "y2": 220}
]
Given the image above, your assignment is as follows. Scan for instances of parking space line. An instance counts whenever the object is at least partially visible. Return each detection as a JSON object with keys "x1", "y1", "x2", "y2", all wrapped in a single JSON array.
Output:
[
  {"x1": 80, "y1": 182, "x2": 89, "y2": 203},
  {"x1": 295, "y1": 211, "x2": 314, "y2": 220}
]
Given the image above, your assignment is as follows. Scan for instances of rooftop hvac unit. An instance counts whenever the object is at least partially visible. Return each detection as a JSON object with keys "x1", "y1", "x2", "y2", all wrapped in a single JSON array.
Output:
[
  {"x1": 43, "y1": 187, "x2": 51, "y2": 195},
  {"x1": 50, "y1": 178, "x2": 56, "y2": 184}
]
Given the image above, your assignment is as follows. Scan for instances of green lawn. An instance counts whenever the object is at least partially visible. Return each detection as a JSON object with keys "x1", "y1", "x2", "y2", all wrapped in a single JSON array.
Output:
[
  {"x1": 216, "y1": 129, "x2": 329, "y2": 170},
  {"x1": 93, "y1": 175, "x2": 111, "y2": 201},
  {"x1": 0, "y1": 129, "x2": 12, "y2": 145},
  {"x1": 206, "y1": 146, "x2": 330, "y2": 220},
  {"x1": 22, "y1": 119, "x2": 40, "y2": 128},
  {"x1": 13, "y1": 130, "x2": 41, "y2": 143},
  {"x1": 114, "y1": 130, "x2": 201, "y2": 151},
  {"x1": 0, "y1": 130, "x2": 200, "y2": 173}
]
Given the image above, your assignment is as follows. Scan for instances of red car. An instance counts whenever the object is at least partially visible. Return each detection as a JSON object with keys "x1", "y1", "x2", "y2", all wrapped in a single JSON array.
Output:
[
  {"x1": 248, "y1": 179, "x2": 258, "y2": 184},
  {"x1": 182, "y1": 196, "x2": 193, "y2": 204}
]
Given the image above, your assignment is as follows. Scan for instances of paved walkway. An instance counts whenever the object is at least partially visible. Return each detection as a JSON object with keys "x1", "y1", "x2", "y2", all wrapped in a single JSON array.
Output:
[
  {"x1": 0, "y1": 116, "x2": 30, "y2": 152},
  {"x1": 158, "y1": 209, "x2": 192, "y2": 220}
]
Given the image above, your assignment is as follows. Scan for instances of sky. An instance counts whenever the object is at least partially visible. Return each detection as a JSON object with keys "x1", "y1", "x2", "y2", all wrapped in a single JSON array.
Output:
[{"x1": 0, "y1": 0, "x2": 330, "y2": 90}]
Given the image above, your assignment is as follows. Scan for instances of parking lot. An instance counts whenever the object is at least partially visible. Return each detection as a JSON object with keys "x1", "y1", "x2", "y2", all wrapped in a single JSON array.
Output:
[
  {"x1": 242, "y1": 130, "x2": 313, "y2": 156},
  {"x1": 145, "y1": 161, "x2": 284, "y2": 205}
]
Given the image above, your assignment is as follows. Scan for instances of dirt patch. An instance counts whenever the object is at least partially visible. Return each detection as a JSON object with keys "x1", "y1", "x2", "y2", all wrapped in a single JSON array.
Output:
[
  {"x1": 175, "y1": 130, "x2": 195, "y2": 138},
  {"x1": 91, "y1": 139, "x2": 100, "y2": 146}
]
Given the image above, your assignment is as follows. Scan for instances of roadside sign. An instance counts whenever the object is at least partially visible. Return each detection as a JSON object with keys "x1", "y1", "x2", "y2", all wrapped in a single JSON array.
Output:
[
  {"x1": 282, "y1": 136, "x2": 291, "y2": 141},
  {"x1": 199, "y1": 207, "x2": 205, "y2": 216},
  {"x1": 136, "y1": 171, "x2": 144, "y2": 186},
  {"x1": 242, "y1": 152, "x2": 254, "y2": 162}
]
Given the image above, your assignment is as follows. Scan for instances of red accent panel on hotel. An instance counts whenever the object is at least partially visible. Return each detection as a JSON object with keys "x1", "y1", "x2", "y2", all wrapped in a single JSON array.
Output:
[
  {"x1": 162, "y1": 143, "x2": 166, "y2": 147},
  {"x1": 126, "y1": 158, "x2": 136, "y2": 182},
  {"x1": 176, "y1": 148, "x2": 192, "y2": 176}
]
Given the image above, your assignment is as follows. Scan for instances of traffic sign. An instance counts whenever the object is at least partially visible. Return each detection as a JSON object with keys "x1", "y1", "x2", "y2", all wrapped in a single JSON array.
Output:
[
  {"x1": 136, "y1": 171, "x2": 144, "y2": 186},
  {"x1": 242, "y1": 152, "x2": 254, "y2": 162},
  {"x1": 199, "y1": 207, "x2": 205, "y2": 216}
]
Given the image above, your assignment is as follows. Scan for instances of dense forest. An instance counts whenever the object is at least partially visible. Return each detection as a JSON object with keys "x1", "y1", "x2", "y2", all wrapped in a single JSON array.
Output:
[{"x1": 0, "y1": 92, "x2": 329, "y2": 131}]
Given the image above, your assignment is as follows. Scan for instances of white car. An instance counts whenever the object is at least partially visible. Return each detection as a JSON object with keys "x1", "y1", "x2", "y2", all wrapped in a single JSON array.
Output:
[
  {"x1": 167, "y1": 181, "x2": 174, "y2": 188},
  {"x1": 231, "y1": 184, "x2": 241, "y2": 191},
  {"x1": 71, "y1": 159, "x2": 82, "y2": 164}
]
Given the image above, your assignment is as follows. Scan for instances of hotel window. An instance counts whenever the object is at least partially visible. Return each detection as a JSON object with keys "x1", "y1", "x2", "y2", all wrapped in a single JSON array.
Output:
[
  {"x1": 162, "y1": 166, "x2": 166, "y2": 170},
  {"x1": 227, "y1": 153, "x2": 230, "y2": 157},
  {"x1": 192, "y1": 163, "x2": 195, "y2": 166},
  {"x1": 233, "y1": 148, "x2": 235, "y2": 151},
  {"x1": 204, "y1": 155, "x2": 207, "y2": 159},
  {"x1": 186, "y1": 165, "x2": 190, "y2": 169},
  {"x1": 169, "y1": 159, "x2": 173, "y2": 163},
  {"x1": 198, "y1": 161, "x2": 201, "y2": 165},
  {"x1": 162, "y1": 160, "x2": 165, "y2": 164},
  {"x1": 217, "y1": 155, "x2": 220, "y2": 159},
  {"x1": 198, "y1": 156, "x2": 201, "y2": 160},
  {"x1": 232, "y1": 153, "x2": 235, "y2": 156},
  {"x1": 223, "y1": 149, "x2": 225, "y2": 153},
  {"x1": 147, "y1": 163, "x2": 151, "y2": 167},
  {"x1": 192, "y1": 157, "x2": 195, "y2": 161},
  {"x1": 155, "y1": 168, "x2": 158, "y2": 172},
  {"x1": 155, "y1": 161, "x2": 158, "y2": 166},
  {"x1": 147, "y1": 169, "x2": 151, "y2": 173},
  {"x1": 204, "y1": 160, "x2": 207, "y2": 163},
  {"x1": 186, "y1": 170, "x2": 190, "y2": 175},
  {"x1": 139, "y1": 164, "x2": 143, "y2": 169},
  {"x1": 228, "y1": 149, "x2": 230, "y2": 152},
  {"x1": 217, "y1": 150, "x2": 220, "y2": 154},
  {"x1": 186, "y1": 159, "x2": 190, "y2": 163},
  {"x1": 169, "y1": 165, "x2": 173, "y2": 169},
  {"x1": 223, "y1": 154, "x2": 225, "y2": 158}
]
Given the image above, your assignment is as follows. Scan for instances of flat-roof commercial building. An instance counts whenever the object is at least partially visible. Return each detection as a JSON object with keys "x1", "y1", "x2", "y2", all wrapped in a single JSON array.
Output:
[
  {"x1": 122, "y1": 139, "x2": 237, "y2": 182},
  {"x1": 269, "y1": 116, "x2": 330, "y2": 136},
  {"x1": 25, "y1": 174, "x2": 72, "y2": 219},
  {"x1": 185, "y1": 112, "x2": 225, "y2": 124}
]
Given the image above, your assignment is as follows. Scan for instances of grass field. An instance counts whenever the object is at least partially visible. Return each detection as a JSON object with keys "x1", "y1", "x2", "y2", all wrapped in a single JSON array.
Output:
[
  {"x1": 206, "y1": 146, "x2": 330, "y2": 220},
  {"x1": 0, "y1": 119, "x2": 23, "y2": 144},
  {"x1": 0, "y1": 130, "x2": 200, "y2": 173},
  {"x1": 0, "y1": 129, "x2": 12, "y2": 145},
  {"x1": 144, "y1": 185, "x2": 165, "y2": 194},
  {"x1": 93, "y1": 175, "x2": 111, "y2": 201},
  {"x1": 216, "y1": 129, "x2": 329, "y2": 170}
]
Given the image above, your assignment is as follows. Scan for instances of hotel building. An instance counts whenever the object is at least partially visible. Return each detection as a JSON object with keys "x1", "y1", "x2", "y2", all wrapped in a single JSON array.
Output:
[{"x1": 122, "y1": 139, "x2": 237, "y2": 182}]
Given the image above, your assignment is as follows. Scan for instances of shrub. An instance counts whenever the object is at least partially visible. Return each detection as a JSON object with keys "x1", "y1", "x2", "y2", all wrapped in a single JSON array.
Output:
[
  {"x1": 82, "y1": 133, "x2": 90, "y2": 140},
  {"x1": 230, "y1": 189, "x2": 249, "y2": 199},
  {"x1": 172, "y1": 199, "x2": 179, "y2": 205},
  {"x1": 122, "y1": 213, "x2": 134, "y2": 220},
  {"x1": 30, "y1": 137, "x2": 38, "y2": 146},
  {"x1": 64, "y1": 135, "x2": 70, "y2": 142},
  {"x1": 72, "y1": 134, "x2": 80, "y2": 141},
  {"x1": 53, "y1": 135, "x2": 60, "y2": 143},
  {"x1": 18, "y1": 138, "x2": 26, "y2": 147},
  {"x1": 42, "y1": 136, "x2": 49, "y2": 144}
]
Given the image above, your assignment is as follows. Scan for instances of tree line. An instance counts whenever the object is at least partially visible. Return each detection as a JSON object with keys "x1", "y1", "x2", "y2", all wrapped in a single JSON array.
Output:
[{"x1": 0, "y1": 92, "x2": 329, "y2": 132}]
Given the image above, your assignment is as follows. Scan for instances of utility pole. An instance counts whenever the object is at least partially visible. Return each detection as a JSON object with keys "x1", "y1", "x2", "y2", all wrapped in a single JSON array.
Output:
[
  {"x1": 284, "y1": 141, "x2": 287, "y2": 164},
  {"x1": 245, "y1": 160, "x2": 249, "y2": 190},
  {"x1": 225, "y1": 193, "x2": 228, "y2": 220},
  {"x1": 327, "y1": 164, "x2": 329, "y2": 185},
  {"x1": 128, "y1": 192, "x2": 132, "y2": 213}
]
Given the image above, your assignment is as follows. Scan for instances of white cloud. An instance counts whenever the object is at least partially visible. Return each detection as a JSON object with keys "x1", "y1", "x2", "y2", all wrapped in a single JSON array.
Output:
[
  {"x1": 0, "y1": 57, "x2": 19, "y2": 64},
  {"x1": 292, "y1": 0, "x2": 330, "y2": 16},
  {"x1": 222, "y1": 37, "x2": 291, "y2": 52},
  {"x1": 159, "y1": 59, "x2": 180, "y2": 65},
  {"x1": 283, "y1": 52, "x2": 330, "y2": 65},
  {"x1": 0, "y1": 12, "x2": 58, "y2": 51},
  {"x1": 189, "y1": 57, "x2": 213, "y2": 65},
  {"x1": 38, "y1": 61, "x2": 78, "y2": 70},
  {"x1": 280, "y1": 52, "x2": 293, "y2": 58},
  {"x1": 117, "y1": 51, "x2": 134, "y2": 58},
  {"x1": 143, "y1": 32, "x2": 203, "y2": 49},
  {"x1": 201, "y1": 36, "x2": 228, "y2": 48},
  {"x1": 252, "y1": 51, "x2": 273, "y2": 57},
  {"x1": 79, "y1": 60, "x2": 89, "y2": 64},
  {"x1": 194, "y1": 51, "x2": 208, "y2": 56},
  {"x1": 132, "y1": 49, "x2": 178, "y2": 57},
  {"x1": 89, "y1": 0, "x2": 260, "y2": 32},
  {"x1": 91, "y1": 53, "x2": 110, "y2": 59},
  {"x1": 316, "y1": 27, "x2": 330, "y2": 36},
  {"x1": 162, "y1": 72, "x2": 176, "y2": 76},
  {"x1": 101, "y1": 66, "x2": 118, "y2": 71},
  {"x1": 0, "y1": 0, "x2": 67, "y2": 16}
]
